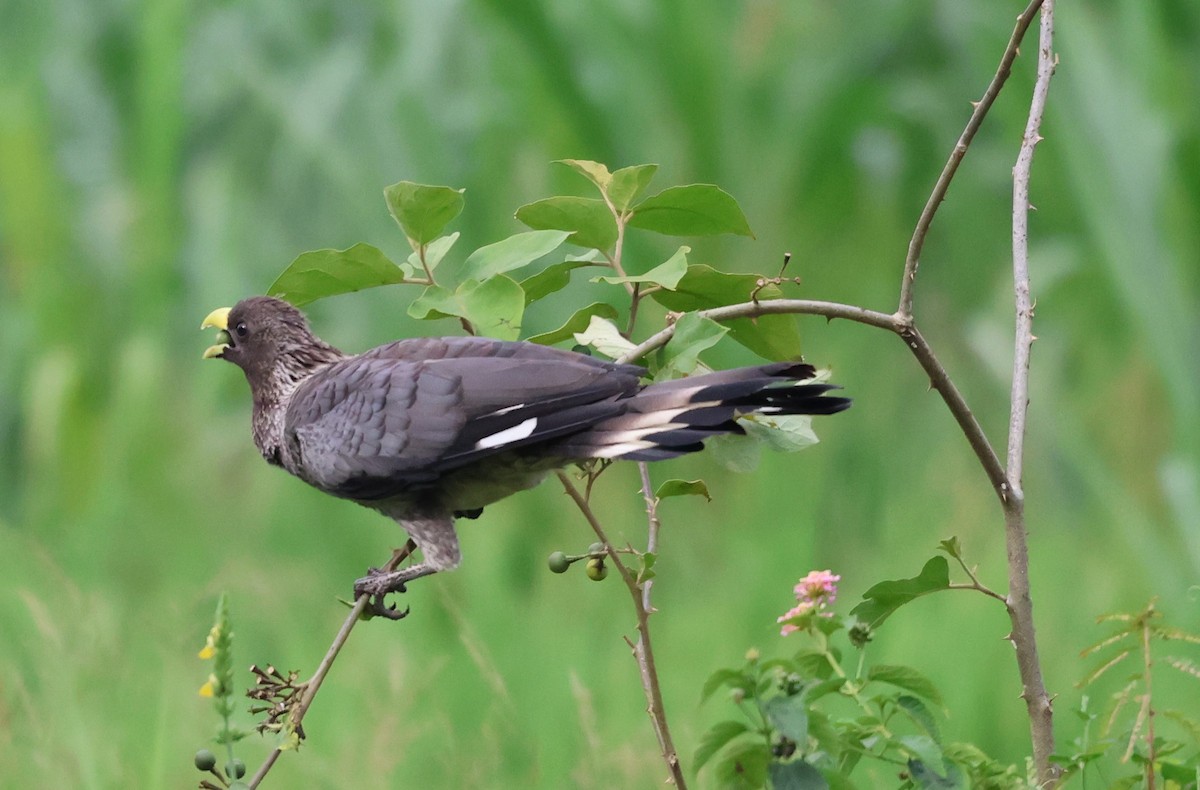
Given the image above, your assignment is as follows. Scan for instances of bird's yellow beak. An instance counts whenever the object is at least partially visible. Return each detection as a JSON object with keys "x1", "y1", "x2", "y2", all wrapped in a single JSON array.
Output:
[{"x1": 201, "y1": 307, "x2": 233, "y2": 359}]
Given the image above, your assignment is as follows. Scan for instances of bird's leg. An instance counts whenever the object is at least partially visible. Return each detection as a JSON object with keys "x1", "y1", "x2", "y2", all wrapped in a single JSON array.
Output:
[{"x1": 353, "y1": 515, "x2": 460, "y2": 619}]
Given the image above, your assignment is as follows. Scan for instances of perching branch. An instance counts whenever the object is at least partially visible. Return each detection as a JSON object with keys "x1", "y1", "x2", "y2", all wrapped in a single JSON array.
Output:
[
  {"x1": 898, "y1": 0, "x2": 1047, "y2": 319},
  {"x1": 247, "y1": 542, "x2": 416, "y2": 789}
]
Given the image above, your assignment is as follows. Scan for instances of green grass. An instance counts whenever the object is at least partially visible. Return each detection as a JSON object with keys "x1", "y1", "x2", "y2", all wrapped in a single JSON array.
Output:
[{"x1": 1, "y1": 0, "x2": 1199, "y2": 786}]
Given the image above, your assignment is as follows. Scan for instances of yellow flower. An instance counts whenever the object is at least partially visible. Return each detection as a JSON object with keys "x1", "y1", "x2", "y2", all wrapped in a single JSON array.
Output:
[
  {"x1": 198, "y1": 625, "x2": 220, "y2": 659},
  {"x1": 198, "y1": 675, "x2": 217, "y2": 698}
]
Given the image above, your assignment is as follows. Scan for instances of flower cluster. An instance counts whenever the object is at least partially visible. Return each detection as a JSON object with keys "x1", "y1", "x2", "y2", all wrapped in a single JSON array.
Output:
[{"x1": 777, "y1": 569, "x2": 841, "y2": 636}]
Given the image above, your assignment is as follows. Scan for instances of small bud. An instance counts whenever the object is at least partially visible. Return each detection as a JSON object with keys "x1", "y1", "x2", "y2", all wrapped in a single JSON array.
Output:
[
  {"x1": 848, "y1": 621, "x2": 874, "y2": 649},
  {"x1": 744, "y1": 647, "x2": 760, "y2": 663},
  {"x1": 729, "y1": 687, "x2": 745, "y2": 704},
  {"x1": 194, "y1": 749, "x2": 217, "y2": 771},
  {"x1": 547, "y1": 551, "x2": 570, "y2": 574},
  {"x1": 586, "y1": 557, "x2": 608, "y2": 581},
  {"x1": 225, "y1": 758, "x2": 247, "y2": 779}
]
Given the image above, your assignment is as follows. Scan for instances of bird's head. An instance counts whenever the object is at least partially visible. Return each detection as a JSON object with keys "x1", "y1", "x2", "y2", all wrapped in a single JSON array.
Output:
[{"x1": 202, "y1": 296, "x2": 341, "y2": 387}]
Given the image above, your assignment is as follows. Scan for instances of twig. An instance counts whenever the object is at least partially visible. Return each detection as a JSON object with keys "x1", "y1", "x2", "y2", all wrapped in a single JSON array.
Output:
[
  {"x1": 898, "y1": 0, "x2": 1047, "y2": 319},
  {"x1": 616, "y1": 299, "x2": 1011, "y2": 502},
  {"x1": 1140, "y1": 613, "x2": 1157, "y2": 788},
  {"x1": 556, "y1": 471, "x2": 687, "y2": 788},
  {"x1": 947, "y1": 553, "x2": 1007, "y2": 605},
  {"x1": 247, "y1": 542, "x2": 416, "y2": 789},
  {"x1": 637, "y1": 462, "x2": 661, "y2": 612},
  {"x1": 618, "y1": 299, "x2": 897, "y2": 365},
  {"x1": 1006, "y1": 1, "x2": 1058, "y2": 783}
]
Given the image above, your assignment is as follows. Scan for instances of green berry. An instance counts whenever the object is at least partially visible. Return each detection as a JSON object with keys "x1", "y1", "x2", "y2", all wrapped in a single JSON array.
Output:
[
  {"x1": 226, "y1": 758, "x2": 247, "y2": 779},
  {"x1": 547, "y1": 551, "x2": 570, "y2": 574},
  {"x1": 588, "y1": 542, "x2": 605, "y2": 556},
  {"x1": 194, "y1": 749, "x2": 217, "y2": 771},
  {"x1": 586, "y1": 558, "x2": 608, "y2": 581}
]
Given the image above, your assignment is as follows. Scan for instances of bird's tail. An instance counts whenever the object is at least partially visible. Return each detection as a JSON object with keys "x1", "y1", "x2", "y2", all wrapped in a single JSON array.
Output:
[{"x1": 552, "y1": 362, "x2": 850, "y2": 461}]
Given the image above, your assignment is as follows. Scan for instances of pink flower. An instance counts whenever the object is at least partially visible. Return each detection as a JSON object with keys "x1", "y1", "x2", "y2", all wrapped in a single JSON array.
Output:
[
  {"x1": 794, "y1": 570, "x2": 840, "y2": 605},
  {"x1": 777, "y1": 570, "x2": 841, "y2": 636}
]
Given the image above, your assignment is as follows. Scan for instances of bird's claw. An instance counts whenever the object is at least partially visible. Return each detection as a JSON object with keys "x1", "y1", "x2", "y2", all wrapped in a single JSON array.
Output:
[
  {"x1": 367, "y1": 594, "x2": 410, "y2": 621},
  {"x1": 354, "y1": 568, "x2": 410, "y2": 621}
]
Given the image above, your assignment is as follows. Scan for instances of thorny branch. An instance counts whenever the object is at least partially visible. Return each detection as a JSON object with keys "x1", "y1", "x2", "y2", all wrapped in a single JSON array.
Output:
[
  {"x1": 1007, "y1": 0, "x2": 1058, "y2": 783},
  {"x1": 898, "y1": 0, "x2": 1048, "y2": 319},
  {"x1": 615, "y1": 2, "x2": 1059, "y2": 783},
  {"x1": 247, "y1": 542, "x2": 416, "y2": 789},
  {"x1": 557, "y1": 471, "x2": 687, "y2": 788}
]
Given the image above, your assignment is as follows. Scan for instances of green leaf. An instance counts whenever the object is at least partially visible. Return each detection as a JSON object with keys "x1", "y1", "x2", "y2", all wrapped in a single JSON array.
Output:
[
  {"x1": 526, "y1": 302, "x2": 618, "y2": 346},
  {"x1": 652, "y1": 264, "x2": 802, "y2": 360},
  {"x1": 384, "y1": 181, "x2": 465, "y2": 246},
  {"x1": 896, "y1": 695, "x2": 942, "y2": 744},
  {"x1": 741, "y1": 413, "x2": 820, "y2": 453},
  {"x1": 764, "y1": 695, "x2": 809, "y2": 743},
  {"x1": 609, "y1": 164, "x2": 659, "y2": 211},
  {"x1": 458, "y1": 276, "x2": 525, "y2": 340},
  {"x1": 572, "y1": 315, "x2": 637, "y2": 360},
  {"x1": 937, "y1": 536, "x2": 963, "y2": 561},
  {"x1": 407, "y1": 284, "x2": 458, "y2": 321},
  {"x1": 705, "y1": 431, "x2": 764, "y2": 473},
  {"x1": 267, "y1": 243, "x2": 407, "y2": 306},
  {"x1": 658, "y1": 312, "x2": 728, "y2": 377},
  {"x1": 594, "y1": 246, "x2": 690, "y2": 289},
  {"x1": 556, "y1": 159, "x2": 613, "y2": 192},
  {"x1": 849, "y1": 557, "x2": 951, "y2": 630},
  {"x1": 801, "y1": 677, "x2": 846, "y2": 703},
  {"x1": 1161, "y1": 761, "x2": 1200, "y2": 785},
  {"x1": 637, "y1": 551, "x2": 657, "y2": 585},
  {"x1": 867, "y1": 665, "x2": 945, "y2": 710},
  {"x1": 461, "y1": 230, "x2": 572, "y2": 282},
  {"x1": 715, "y1": 740, "x2": 770, "y2": 788},
  {"x1": 629, "y1": 184, "x2": 753, "y2": 237},
  {"x1": 407, "y1": 277, "x2": 525, "y2": 340},
  {"x1": 404, "y1": 232, "x2": 459, "y2": 277},
  {"x1": 515, "y1": 196, "x2": 617, "y2": 251},
  {"x1": 694, "y1": 719, "x2": 751, "y2": 771},
  {"x1": 655, "y1": 479, "x2": 711, "y2": 501},
  {"x1": 520, "y1": 258, "x2": 603, "y2": 305},
  {"x1": 768, "y1": 760, "x2": 829, "y2": 790},
  {"x1": 901, "y1": 737, "x2": 948, "y2": 782},
  {"x1": 701, "y1": 668, "x2": 752, "y2": 704}
]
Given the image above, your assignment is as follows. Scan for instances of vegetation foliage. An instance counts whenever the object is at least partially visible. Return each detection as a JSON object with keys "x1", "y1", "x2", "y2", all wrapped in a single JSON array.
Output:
[{"x1": 1, "y1": 0, "x2": 1198, "y2": 787}]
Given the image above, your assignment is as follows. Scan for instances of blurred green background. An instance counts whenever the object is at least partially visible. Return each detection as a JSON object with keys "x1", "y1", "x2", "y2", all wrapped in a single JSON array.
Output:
[{"x1": 2, "y1": 0, "x2": 1198, "y2": 786}]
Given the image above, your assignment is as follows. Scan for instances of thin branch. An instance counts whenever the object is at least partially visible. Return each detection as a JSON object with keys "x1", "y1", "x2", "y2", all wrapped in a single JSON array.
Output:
[
  {"x1": 1141, "y1": 614, "x2": 1157, "y2": 789},
  {"x1": 1008, "y1": 0, "x2": 1055, "y2": 498},
  {"x1": 947, "y1": 582, "x2": 1008, "y2": 605},
  {"x1": 637, "y1": 462, "x2": 661, "y2": 613},
  {"x1": 615, "y1": 298, "x2": 1013, "y2": 503},
  {"x1": 898, "y1": 0, "x2": 1047, "y2": 319},
  {"x1": 947, "y1": 553, "x2": 1008, "y2": 605},
  {"x1": 618, "y1": 299, "x2": 897, "y2": 365},
  {"x1": 901, "y1": 326, "x2": 1010, "y2": 498},
  {"x1": 1005, "y1": 1, "x2": 1058, "y2": 784},
  {"x1": 247, "y1": 543, "x2": 416, "y2": 789},
  {"x1": 556, "y1": 472, "x2": 687, "y2": 788}
]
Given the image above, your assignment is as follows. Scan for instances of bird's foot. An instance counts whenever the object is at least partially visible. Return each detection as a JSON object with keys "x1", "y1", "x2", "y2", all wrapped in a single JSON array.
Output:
[{"x1": 354, "y1": 568, "x2": 411, "y2": 621}]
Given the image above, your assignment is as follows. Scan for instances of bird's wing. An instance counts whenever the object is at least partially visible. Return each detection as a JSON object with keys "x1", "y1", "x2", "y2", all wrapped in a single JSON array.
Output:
[{"x1": 285, "y1": 337, "x2": 644, "y2": 499}]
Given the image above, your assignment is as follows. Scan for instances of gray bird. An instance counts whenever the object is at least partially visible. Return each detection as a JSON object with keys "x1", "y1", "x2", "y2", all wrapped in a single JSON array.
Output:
[{"x1": 202, "y1": 296, "x2": 849, "y2": 611}]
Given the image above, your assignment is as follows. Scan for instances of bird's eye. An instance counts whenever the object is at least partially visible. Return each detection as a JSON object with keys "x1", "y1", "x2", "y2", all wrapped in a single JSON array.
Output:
[{"x1": 235, "y1": 321, "x2": 248, "y2": 338}]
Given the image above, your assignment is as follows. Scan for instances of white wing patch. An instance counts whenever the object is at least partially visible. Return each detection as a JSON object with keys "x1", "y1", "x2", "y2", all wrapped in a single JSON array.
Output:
[{"x1": 475, "y1": 417, "x2": 539, "y2": 450}]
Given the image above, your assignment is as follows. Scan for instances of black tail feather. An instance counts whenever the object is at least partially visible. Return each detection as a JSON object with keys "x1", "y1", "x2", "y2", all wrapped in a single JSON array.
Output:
[{"x1": 552, "y1": 362, "x2": 849, "y2": 461}]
